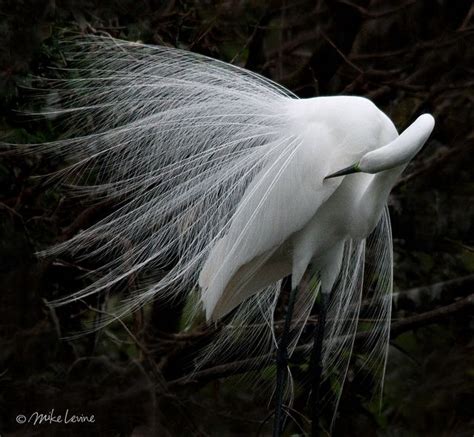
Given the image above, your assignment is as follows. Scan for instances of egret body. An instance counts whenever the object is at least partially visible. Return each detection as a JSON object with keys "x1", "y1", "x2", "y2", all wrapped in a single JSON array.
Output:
[{"x1": 200, "y1": 97, "x2": 434, "y2": 320}]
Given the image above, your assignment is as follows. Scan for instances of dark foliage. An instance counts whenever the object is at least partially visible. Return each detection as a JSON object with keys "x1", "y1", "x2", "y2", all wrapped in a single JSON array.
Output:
[{"x1": 0, "y1": 1, "x2": 473, "y2": 436}]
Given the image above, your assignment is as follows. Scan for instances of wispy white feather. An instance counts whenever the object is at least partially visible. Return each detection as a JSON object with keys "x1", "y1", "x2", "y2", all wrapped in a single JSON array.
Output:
[{"x1": 31, "y1": 36, "x2": 298, "y2": 321}]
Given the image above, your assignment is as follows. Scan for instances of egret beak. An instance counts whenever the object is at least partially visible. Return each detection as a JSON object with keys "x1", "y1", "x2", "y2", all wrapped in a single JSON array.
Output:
[{"x1": 324, "y1": 163, "x2": 361, "y2": 180}]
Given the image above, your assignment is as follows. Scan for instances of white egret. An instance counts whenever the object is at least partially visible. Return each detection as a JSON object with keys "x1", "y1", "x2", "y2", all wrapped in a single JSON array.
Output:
[{"x1": 20, "y1": 36, "x2": 434, "y2": 435}]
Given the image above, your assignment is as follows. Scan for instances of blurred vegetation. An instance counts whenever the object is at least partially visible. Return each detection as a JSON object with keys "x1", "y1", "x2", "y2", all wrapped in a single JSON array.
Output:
[{"x1": 0, "y1": 1, "x2": 473, "y2": 436}]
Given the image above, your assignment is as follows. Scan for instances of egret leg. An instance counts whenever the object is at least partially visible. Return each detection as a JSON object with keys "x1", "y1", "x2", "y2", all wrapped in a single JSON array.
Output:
[
  {"x1": 309, "y1": 291, "x2": 329, "y2": 437},
  {"x1": 273, "y1": 283, "x2": 298, "y2": 437}
]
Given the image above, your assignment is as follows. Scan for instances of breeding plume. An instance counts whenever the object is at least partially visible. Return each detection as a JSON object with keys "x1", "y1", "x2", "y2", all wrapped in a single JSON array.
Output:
[{"x1": 23, "y1": 36, "x2": 434, "y2": 433}]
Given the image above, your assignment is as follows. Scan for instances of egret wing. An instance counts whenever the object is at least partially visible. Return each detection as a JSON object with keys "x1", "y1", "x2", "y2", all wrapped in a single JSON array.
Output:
[{"x1": 18, "y1": 36, "x2": 302, "y2": 330}]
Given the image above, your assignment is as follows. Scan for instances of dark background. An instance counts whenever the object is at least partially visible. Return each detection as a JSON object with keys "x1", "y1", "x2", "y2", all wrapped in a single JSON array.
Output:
[{"x1": 0, "y1": 1, "x2": 473, "y2": 436}]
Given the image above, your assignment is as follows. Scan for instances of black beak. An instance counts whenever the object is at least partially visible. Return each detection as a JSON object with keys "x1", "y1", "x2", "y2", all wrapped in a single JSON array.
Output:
[{"x1": 324, "y1": 163, "x2": 360, "y2": 180}]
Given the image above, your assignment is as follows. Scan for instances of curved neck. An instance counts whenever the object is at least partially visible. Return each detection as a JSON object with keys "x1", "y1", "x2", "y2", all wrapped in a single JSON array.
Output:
[{"x1": 357, "y1": 165, "x2": 405, "y2": 236}]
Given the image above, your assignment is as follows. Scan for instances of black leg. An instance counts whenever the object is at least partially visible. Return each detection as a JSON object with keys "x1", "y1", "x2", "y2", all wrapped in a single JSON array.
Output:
[
  {"x1": 273, "y1": 284, "x2": 298, "y2": 437},
  {"x1": 309, "y1": 291, "x2": 329, "y2": 437}
]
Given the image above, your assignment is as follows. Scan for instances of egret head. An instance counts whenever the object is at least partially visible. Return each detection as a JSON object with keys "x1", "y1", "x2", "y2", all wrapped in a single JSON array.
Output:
[{"x1": 325, "y1": 114, "x2": 435, "y2": 179}]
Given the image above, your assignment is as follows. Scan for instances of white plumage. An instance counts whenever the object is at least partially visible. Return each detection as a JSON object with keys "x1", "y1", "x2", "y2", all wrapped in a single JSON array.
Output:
[
  {"x1": 199, "y1": 96, "x2": 402, "y2": 321},
  {"x1": 20, "y1": 36, "x2": 434, "y2": 424}
]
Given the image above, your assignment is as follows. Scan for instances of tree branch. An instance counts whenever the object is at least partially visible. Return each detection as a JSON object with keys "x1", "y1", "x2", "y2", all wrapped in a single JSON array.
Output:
[{"x1": 167, "y1": 293, "x2": 474, "y2": 388}]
